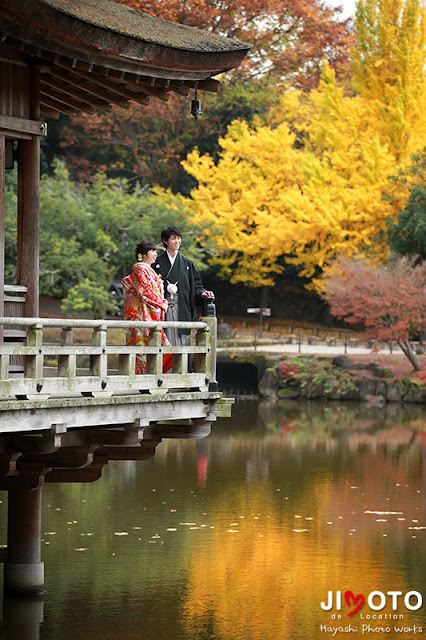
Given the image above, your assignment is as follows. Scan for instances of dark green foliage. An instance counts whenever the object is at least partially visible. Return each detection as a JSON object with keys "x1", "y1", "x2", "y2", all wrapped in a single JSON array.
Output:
[
  {"x1": 4, "y1": 162, "x2": 206, "y2": 317},
  {"x1": 387, "y1": 151, "x2": 426, "y2": 260}
]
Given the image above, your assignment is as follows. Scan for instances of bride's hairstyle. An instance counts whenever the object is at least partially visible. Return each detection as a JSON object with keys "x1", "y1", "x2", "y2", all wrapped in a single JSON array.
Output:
[{"x1": 135, "y1": 239, "x2": 157, "y2": 261}]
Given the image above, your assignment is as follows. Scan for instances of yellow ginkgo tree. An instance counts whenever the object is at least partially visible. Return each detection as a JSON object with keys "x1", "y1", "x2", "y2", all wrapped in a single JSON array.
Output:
[
  {"x1": 352, "y1": 0, "x2": 426, "y2": 161},
  {"x1": 183, "y1": 66, "x2": 409, "y2": 288},
  {"x1": 181, "y1": 0, "x2": 425, "y2": 289}
]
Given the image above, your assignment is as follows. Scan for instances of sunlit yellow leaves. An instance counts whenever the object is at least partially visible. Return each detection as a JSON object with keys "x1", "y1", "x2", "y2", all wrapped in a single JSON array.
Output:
[
  {"x1": 182, "y1": 0, "x2": 426, "y2": 291},
  {"x1": 352, "y1": 0, "x2": 426, "y2": 160},
  {"x1": 183, "y1": 67, "x2": 411, "y2": 288}
]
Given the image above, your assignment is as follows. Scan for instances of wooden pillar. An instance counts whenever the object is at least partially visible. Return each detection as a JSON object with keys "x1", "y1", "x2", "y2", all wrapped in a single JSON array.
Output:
[
  {"x1": 3, "y1": 596, "x2": 44, "y2": 640},
  {"x1": 0, "y1": 135, "x2": 4, "y2": 342},
  {"x1": 17, "y1": 67, "x2": 40, "y2": 318},
  {"x1": 4, "y1": 486, "x2": 44, "y2": 595}
]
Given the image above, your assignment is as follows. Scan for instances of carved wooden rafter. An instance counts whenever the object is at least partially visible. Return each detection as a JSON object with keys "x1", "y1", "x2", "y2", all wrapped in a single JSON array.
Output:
[{"x1": 0, "y1": 0, "x2": 248, "y2": 118}]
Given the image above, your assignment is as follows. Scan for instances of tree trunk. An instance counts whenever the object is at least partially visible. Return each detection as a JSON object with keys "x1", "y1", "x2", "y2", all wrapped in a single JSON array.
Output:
[{"x1": 397, "y1": 339, "x2": 421, "y2": 371}]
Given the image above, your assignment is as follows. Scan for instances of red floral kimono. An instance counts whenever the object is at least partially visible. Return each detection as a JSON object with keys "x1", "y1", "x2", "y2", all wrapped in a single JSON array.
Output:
[{"x1": 122, "y1": 262, "x2": 172, "y2": 374}]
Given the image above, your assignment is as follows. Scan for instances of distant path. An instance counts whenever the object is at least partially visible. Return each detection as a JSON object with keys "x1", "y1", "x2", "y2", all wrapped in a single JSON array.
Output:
[{"x1": 218, "y1": 343, "x2": 400, "y2": 356}]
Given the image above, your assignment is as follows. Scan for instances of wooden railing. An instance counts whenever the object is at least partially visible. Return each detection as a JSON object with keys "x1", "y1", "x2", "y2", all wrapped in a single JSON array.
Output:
[
  {"x1": 3, "y1": 284, "x2": 27, "y2": 373},
  {"x1": 0, "y1": 316, "x2": 217, "y2": 401}
]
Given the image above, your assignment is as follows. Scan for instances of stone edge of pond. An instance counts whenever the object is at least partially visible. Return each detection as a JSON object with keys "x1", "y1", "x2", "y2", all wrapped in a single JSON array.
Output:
[{"x1": 218, "y1": 352, "x2": 426, "y2": 404}]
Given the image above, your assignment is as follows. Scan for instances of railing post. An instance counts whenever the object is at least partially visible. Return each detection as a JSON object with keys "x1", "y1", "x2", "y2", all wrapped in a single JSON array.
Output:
[
  {"x1": 172, "y1": 350, "x2": 186, "y2": 375},
  {"x1": 146, "y1": 326, "x2": 162, "y2": 377},
  {"x1": 58, "y1": 328, "x2": 76, "y2": 379},
  {"x1": 201, "y1": 296, "x2": 218, "y2": 392},
  {"x1": 118, "y1": 352, "x2": 136, "y2": 378},
  {"x1": 25, "y1": 323, "x2": 43, "y2": 380},
  {"x1": 0, "y1": 353, "x2": 10, "y2": 380},
  {"x1": 90, "y1": 325, "x2": 107, "y2": 378}
]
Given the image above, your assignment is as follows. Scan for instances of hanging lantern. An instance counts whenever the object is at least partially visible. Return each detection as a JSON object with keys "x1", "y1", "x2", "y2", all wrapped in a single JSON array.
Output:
[{"x1": 190, "y1": 88, "x2": 202, "y2": 118}]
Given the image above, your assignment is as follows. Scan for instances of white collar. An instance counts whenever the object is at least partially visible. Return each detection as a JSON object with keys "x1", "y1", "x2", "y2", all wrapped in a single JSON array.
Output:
[{"x1": 166, "y1": 250, "x2": 178, "y2": 266}]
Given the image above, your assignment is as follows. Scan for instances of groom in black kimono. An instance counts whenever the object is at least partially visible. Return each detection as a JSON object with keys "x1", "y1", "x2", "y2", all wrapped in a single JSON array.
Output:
[{"x1": 153, "y1": 225, "x2": 214, "y2": 346}]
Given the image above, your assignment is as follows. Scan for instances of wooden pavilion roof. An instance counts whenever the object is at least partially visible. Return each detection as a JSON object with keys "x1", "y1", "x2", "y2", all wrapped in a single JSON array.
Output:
[{"x1": 0, "y1": 0, "x2": 250, "y2": 118}]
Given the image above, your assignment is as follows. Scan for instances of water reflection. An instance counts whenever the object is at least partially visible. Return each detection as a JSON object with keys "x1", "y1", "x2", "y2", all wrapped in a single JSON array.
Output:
[{"x1": 0, "y1": 399, "x2": 425, "y2": 640}]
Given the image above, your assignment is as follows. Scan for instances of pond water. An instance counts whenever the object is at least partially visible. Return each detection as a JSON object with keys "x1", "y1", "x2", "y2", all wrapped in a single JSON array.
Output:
[{"x1": 1, "y1": 399, "x2": 425, "y2": 640}]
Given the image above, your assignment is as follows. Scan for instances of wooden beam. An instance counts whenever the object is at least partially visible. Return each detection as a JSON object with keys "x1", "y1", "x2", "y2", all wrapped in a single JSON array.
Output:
[
  {"x1": 153, "y1": 422, "x2": 212, "y2": 439},
  {"x1": 0, "y1": 115, "x2": 45, "y2": 137},
  {"x1": 95, "y1": 444, "x2": 158, "y2": 460},
  {"x1": 10, "y1": 433, "x2": 61, "y2": 454},
  {"x1": 0, "y1": 135, "x2": 4, "y2": 344},
  {"x1": 0, "y1": 395, "x2": 218, "y2": 434},
  {"x1": 191, "y1": 78, "x2": 221, "y2": 92},
  {"x1": 0, "y1": 129, "x2": 32, "y2": 140},
  {"x1": 18, "y1": 451, "x2": 95, "y2": 468},
  {"x1": 109, "y1": 76, "x2": 169, "y2": 102},
  {"x1": 44, "y1": 467, "x2": 104, "y2": 483},
  {"x1": 89, "y1": 68, "x2": 220, "y2": 94},
  {"x1": 0, "y1": 43, "x2": 29, "y2": 66},
  {"x1": 52, "y1": 67, "x2": 131, "y2": 109},
  {"x1": 168, "y1": 81, "x2": 190, "y2": 97},
  {"x1": 38, "y1": 95, "x2": 77, "y2": 117},
  {"x1": 41, "y1": 75, "x2": 113, "y2": 112},
  {"x1": 0, "y1": 469, "x2": 48, "y2": 491},
  {"x1": 66, "y1": 428, "x2": 142, "y2": 446},
  {"x1": 40, "y1": 104, "x2": 60, "y2": 119},
  {"x1": 40, "y1": 83, "x2": 96, "y2": 114},
  {"x1": 61, "y1": 66, "x2": 152, "y2": 107},
  {"x1": 0, "y1": 453, "x2": 20, "y2": 477}
]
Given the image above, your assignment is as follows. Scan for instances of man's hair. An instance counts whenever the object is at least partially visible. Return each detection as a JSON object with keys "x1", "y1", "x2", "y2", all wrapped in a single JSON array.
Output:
[{"x1": 161, "y1": 225, "x2": 182, "y2": 247}]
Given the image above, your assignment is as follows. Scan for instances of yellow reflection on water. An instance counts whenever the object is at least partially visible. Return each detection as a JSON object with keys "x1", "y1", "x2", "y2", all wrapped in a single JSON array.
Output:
[{"x1": 181, "y1": 473, "x2": 424, "y2": 640}]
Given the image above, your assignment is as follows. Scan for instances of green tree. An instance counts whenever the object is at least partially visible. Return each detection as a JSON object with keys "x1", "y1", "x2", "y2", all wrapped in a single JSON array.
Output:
[
  {"x1": 4, "y1": 170, "x2": 18, "y2": 284},
  {"x1": 4, "y1": 162, "x2": 205, "y2": 317},
  {"x1": 387, "y1": 151, "x2": 426, "y2": 260}
]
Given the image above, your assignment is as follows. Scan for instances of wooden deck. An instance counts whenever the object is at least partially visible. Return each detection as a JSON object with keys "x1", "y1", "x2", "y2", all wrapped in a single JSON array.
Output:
[{"x1": 0, "y1": 314, "x2": 232, "y2": 490}]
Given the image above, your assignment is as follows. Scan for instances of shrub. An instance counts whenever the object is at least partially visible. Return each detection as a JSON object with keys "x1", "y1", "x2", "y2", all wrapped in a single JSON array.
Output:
[{"x1": 278, "y1": 357, "x2": 358, "y2": 398}]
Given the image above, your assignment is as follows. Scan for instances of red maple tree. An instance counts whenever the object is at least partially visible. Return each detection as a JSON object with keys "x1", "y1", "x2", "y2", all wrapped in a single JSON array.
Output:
[
  {"x1": 60, "y1": 97, "x2": 195, "y2": 188},
  {"x1": 117, "y1": 0, "x2": 354, "y2": 87},
  {"x1": 57, "y1": 0, "x2": 354, "y2": 186},
  {"x1": 322, "y1": 256, "x2": 426, "y2": 371}
]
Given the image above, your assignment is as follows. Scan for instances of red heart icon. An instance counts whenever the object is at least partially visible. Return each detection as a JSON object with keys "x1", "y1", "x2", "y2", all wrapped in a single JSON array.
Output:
[{"x1": 344, "y1": 591, "x2": 365, "y2": 616}]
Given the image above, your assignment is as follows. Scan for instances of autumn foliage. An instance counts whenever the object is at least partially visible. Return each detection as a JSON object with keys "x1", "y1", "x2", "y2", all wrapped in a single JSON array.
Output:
[
  {"x1": 352, "y1": 0, "x2": 426, "y2": 161},
  {"x1": 322, "y1": 256, "x2": 426, "y2": 370},
  {"x1": 180, "y1": 0, "x2": 426, "y2": 289},
  {"x1": 59, "y1": 0, "x2": 354, "y2": 187},
  {"x1": 117, "y1": 0, "x2": 354, "y2": 87},
  {"x1": 39, "y1": 0, "x2": 426, "y2": 316},
  {"x1": 182, "y1": 65, "x2": 411, "y2": 288}
]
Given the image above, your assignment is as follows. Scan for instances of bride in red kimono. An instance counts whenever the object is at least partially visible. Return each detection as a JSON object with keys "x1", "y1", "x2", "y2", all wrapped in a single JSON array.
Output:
[{"x1": 122, "y1": 240, "x2": 172, "y2": 374}]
